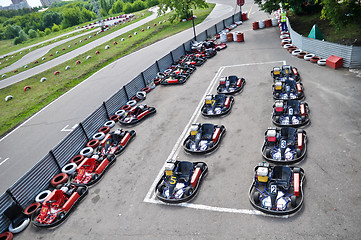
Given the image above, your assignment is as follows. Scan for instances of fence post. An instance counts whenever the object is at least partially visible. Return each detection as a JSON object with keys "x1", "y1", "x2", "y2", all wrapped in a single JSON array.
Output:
[
  {"x1": 49, "y1": 150, "x2": 62, "y2": 171},
  {"x1": 140, "y1": 72, "x2": 147, "y2": 86},
  {"x1": 123, "y1": 86, "x2": 129, "y2": 100},
  {"x1": 6, "y1": 190, "x2": 22, "y2": 209},
  {"x1": 223, "y1": 20, "x2": 226, "y2": 29},
  {"x1": 170, "y1": 52, "x2": 175, "y2": 64},
  {"x1": 155, "y1": 61, "x2": 160, "y2": 72},
  {"x1": 182, "y1": 43, "x2": 186, "y2": 54},
  {"x1": 79, "y1": 122, "x2": 90, "y2": 142},
  {"x1": 103, "y1": 102, "x2": 109, "y2": 118}
]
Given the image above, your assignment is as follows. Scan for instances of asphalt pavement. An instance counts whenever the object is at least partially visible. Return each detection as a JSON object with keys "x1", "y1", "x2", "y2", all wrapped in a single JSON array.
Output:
[{"x1": 2, "y1": 0, "x2": 361, "y2": 239}]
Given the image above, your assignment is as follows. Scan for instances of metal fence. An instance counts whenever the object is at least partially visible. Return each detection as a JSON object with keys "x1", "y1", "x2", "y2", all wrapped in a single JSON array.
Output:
[
  {"x1": 288, "y1": 19, "x2": 361, "y2": 68},
  {"x1": 0, "y1": 11, "x2": 243, "y2": 233}
]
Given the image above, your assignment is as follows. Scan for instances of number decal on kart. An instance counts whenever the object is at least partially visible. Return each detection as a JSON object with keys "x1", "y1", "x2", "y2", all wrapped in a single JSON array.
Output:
[
  {"x1": 169, "y1": 176, "x2": 177, "y2": 185},
  {"x1": 288, "y1": 108, "x2": 293, "y2": 116},
  {"x1": 280, "y1": 140, "x2": 287, "y2": 148},
  {"x1": 211, "y1": 100, "x2": 216, "y2": 106},
  {"x1": 271, "y1": 185, "x2": 277, "y2": 194}
]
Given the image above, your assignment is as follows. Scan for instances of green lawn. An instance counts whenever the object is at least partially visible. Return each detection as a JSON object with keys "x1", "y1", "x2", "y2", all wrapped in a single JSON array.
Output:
[{"x1": 0, "y1": 4, "x2": 215, "y2": 137}]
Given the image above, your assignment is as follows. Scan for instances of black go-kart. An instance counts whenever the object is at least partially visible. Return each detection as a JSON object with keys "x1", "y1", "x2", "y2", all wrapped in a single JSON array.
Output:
[
  {"x1": 97, "y1": 129, "x2": 136, "y2": 156},
  {"x1": 191, "y1": 40, "x2": 217, "y2": 58},
  {"x1": 249, "y1": 161, "x2": 305, "y2": 215},
  {"x1": 155, "y1": 159, "x2": 208, "y2": 203},
  {"x1": 31, "y1": 184, "x2": 88, "y2": 228},
  {"x1": 273, "y1": 79, "x2": 304, "y2": 100},
  {"x1": 262, "y1": 127, "x2": 307, "y2": 164},
  {"x1": 183, "y1": 53, "x2": 206, "y2": 66},
  {"x1": 201, "y1": 94, "x2": 234, "y2": 117},
  {"x1": 272, "y1": 100, "x2": 310, "y2": 127},
  {"x1": 159, "y1": 68, "x2": 189, "y2": 85},
  {"x1": 118, "y1": 104, "x2": 156, "y2": 125},
  {"x1": 183, "y1": 123, "x2": 226, "y2": 154},
  {"x1": 217, "y1": 76, "x2": 246, "y2": 95},
  {"x1": 271, "y1": 65, "x2": 300, "y2": 82}
]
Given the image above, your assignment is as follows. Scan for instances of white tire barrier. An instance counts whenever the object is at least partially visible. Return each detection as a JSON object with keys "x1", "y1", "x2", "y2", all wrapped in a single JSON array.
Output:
[
  {"x1": 115, "y1": 109, "x2": 126, "y2": 117},
  {"x1": 93, "y1": 132, "x2": 105, "y2": 140},
  {"x1": 86, "y1": 55, "x2": 92, "y2": 60},
  {"x1": 105, "y1": 45, "x2": 110, "y2": 49},
  {"x1": 62, "y1": 162, "x2": 78, "y2": 174},
  {"x1": 104, "y1": 120, "x2": 115, "y2": 128},
  {"x1": 35, "y1": 190, "x2": 52, "y2": 203},
  {"x1": 40, "y1": 77, "x2": 47, "y2": 83},
  {"x1": 258, "y1": 20, "x2": 265, "y2": 29},
  {"x1": 304, "y1": 54, "x2": 315, "y2": 61},
  {"x1": 5, "y1": 95, "x2": 13, "y2": 102},
  {"x1": 271, "y1": 18, "x2": 278, "y2": 26},
  {"x1": 136, "y1": 91, "x2": 146, "y2": 100},
  {"x1": 292, "y1": 50, "x2": 302, "y2": 56},
  {"x1": 283, "y1": 44, "x2": 293, "y2": 49},
  {"x1": 65, "y1": 66, "x2": 70, "y2": 70},
  {"x1": 42, "y1": 57, "x2": 46, "y2": 60},
  {"x1": 126, "y1": 100, "x2": 137, "y2": 106},
  {"x1": 9, "y1": 217, "x2": 30, "y2": 233},
  {"x1": 317, "y1": 59, "x2": 326, "y2": 66}
]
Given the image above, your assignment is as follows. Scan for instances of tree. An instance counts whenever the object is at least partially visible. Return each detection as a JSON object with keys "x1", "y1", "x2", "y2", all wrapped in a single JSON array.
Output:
[
  {"x1": 145, "y1": 0, "x2": 159, "y2": 8},
  {"x1": 123, "y1": 2, "x2": 133, "y2": 14},
  {"x1": 320, "y1": 0, "x2": 361, "y2": 29},
  {"x1": 110, "y1": 0, "x2": 124, "y2": 14},
  {"x1": 18, "y1": 29, "x2": 28, "y2": 41},
  {"x1": 44, "y1": 27, "x2": 51, "y2": 35},
  {"x1": 62, "y1": 8, "x2": 81, "y2": 28},
  {"x1": 158, "y1": 0, "x2": 208, "y2": 19},
  {"x1": 4, "y1": 25, "x2": 21, "y2": 39},
  {"x1": 52, "y1": 23, "x2": 60, "y2": 32},
  {"x1": 28, "y1": 29, "x2": 38, "y2": 38},
  {"x1": 132, "y1": 0, "x2": 146, "y2": 12},
  {"x1": 42, "y1": 11, "x2": 63, "y2": 29}
]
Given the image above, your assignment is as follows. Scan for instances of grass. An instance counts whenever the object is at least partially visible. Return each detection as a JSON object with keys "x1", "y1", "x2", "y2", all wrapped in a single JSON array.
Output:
[
  {"x1": 0, "y1": 10, "x2": 152, "y2": 78},
  {"x1": 0, "y1": 4, "x2": 215, "y2": 137},
  {"x1": 0, "y1": 9, "x2": 152, "y2": 71},
  {"x1": 288, "y1": 12, "x2": 361, "y2": 46}
]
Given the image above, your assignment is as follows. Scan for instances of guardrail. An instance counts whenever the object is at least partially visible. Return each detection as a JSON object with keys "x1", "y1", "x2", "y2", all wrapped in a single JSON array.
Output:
[
  {"x1": 0, "y1": 11, "x2": 242, "y2": 233},
  {"x1": 288, "y1": 19, "x2": 361, "y2": 68}
]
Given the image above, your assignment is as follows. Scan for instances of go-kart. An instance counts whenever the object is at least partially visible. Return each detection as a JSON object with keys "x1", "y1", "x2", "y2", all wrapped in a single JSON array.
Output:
[
  {"x1": 273, "y1": 79, "x2": 304, "y2": 100},
  {"x1": 158, "y1": 67, "x2": 190, "y2": 85},
  {"x1": 182, "y1": 53, "x2": 207, "y2": 66},
  {"x1": 118, "y1": 104, "x2": 156, "y2": 125},
  {"x1": 272, "y1": 100, "x2": 310, "y2": 127},
  {"x1": 271, "y1": 65, "x2": 300, "y2": 82},
  {"x1": 249, "y1": 162, "x2": 305, "y2": 215},
  {"x1": 70, "y1": 154, "x2": 116, "y2": 186},
  {"x1": 217, "y1": 76, "x2": 246, "y2": 95},
  {"x1": 97, "y1": 129, "x2": 136, "y2": 156},
  {"x1": 183, "y1": 123, "x2": 226, "y2": 154},
  {"x1": 191, "y1": 40, "x2": 217, "y2": 58},
  {"x1": 201, "y1": 94, "x2": 234, "y2": 117},
  {"x1": 155, "y1": 159, "x2": 208, "y2": 203},
  {"x1": 262, "y1": 127, "x2": 307, "y2": 164},
  {"x1": 31, "y1": 184, "x2": 88, "y2": 228}
]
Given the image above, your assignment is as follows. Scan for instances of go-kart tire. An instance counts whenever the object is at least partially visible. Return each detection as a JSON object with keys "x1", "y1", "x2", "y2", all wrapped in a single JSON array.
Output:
[
  {"x1": 71, "y1": 155, "x2": 85, "y2": 165},
  {"x1": 23, "y1": 202, "x2": 41, "y2": 216},
  {"x1": 253, "y1": 192, "x2": 260, "y2": 203},
  {"x1": 115, "y1": 109, "x2": 126, "y2": 117},
  {"x1": 184, "y1": 187, "x2": 193, "y2": 197},
  {"x1": 291, "y1": 195, "x2": 297, "y2": 208},
  {"x1": 9, "y1": 217, "x2": 30, "y2": 234},
  {"x1": 121, "y1": 105, "x2": 131, "y2": 111},
  {"x1": 93, "y1": 132, "x2": 105, "y2": 141},
  {"x1": 104, "y1": 120, "x2": 115, "y2": 128},
  {"x1": 275, "y1": 93, "x2": 280, "y2": 98},
  {"x1": 275, "y1": 116, "x2": 280, "y2": 123},
  {"x1": 208, "y1": 141, "x2": 214, "y2": 149},
  {"x1": 35, "y1": 190, "x2": 51, "y2": 203},
  {"x1": 77, "y1": 186, "x2": 87, "y2": 195},
  {"x1": 98, "y1": 126, "x2": 110, "y2": 134},
  {"x1": 80, "y1": 147, "x2": 94, "y2": 158},
  {"x1": 293, "y1": 167, "x2": 301, "y2": 173},
  {"x1": 0, "y1": 232, "x2": 13, "y2": 240},
  {"x1": 301, "y1": 116, "x2": 306, "y2": 122},
  {"x1": 91, "y1": 173, "x2": 99, "y2": 181},
  {"x1": 62, "y1": 163, "x2": 78, "y2": 174},
  {"x1": 126, "y1": 100, "x2": 137, "y2": 106},
  {"x1": 136, "y1": 91, "x2": 146, "y2": 100},
  {"x1": 196, "y1": 163, "x2": 206, "y2": 170},
  {"x1": 265, "y1": 149, "x2": 271, "y2": 158},
  {"x1": 56, "y1": 212, "x2": 65, "y2": 220},
  {"x1": 86, "y1": 139, "x2": 100, "y2": 149},
  {"x1": 296, "y1": 148, "x2": 301, "y2": 157},
  {"x1": 297, "y1": 129, "x2": 304, "y2": 134},
  {"x1": 50, "y1": 173, "x2": 69, "y2": 188},
  {"x1": 107, "y1": 154, "x2": 116, "y2": 161},
  {"x1": 157, "y1": 183, "x2": 166, "y2": 193}
]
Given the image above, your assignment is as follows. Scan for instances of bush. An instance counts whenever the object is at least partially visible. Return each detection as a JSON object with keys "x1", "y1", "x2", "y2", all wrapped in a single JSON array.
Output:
[
  {"x1": 13, "y1": 36, "x2": 22, "y2": 45},
  {"x1": 123, "y1": 2, "x2": 133, "y2": 14},
  {"x1": 18, "y1": 29, "x2": 28, "y2": 42},
  {"x1": 37, "y1": 29, "x2": 45, "y2": 37},
  {"x1": 52, "y1": 23, "x2": 60, "y2": 32},
  {"x1": 28, "y1": 29, "x2": 38, "y2": 39},
  {"x1": 44, "y1": 28, "x2": 51, "y2": 35}
]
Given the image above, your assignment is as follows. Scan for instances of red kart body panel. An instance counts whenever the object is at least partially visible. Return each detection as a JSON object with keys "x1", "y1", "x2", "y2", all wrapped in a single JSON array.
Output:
[
  {"x1": 120, "y1": 133, "x2": 131, "y2": 147},
  {"x1": 95, "y1": 159, "x2": 109, "y2": 174},
  {"x1": 63, "y1": 192, "x2": 80, "y2": 211},
  {"x1": 294, "y1": 172, "x2": 300, "y2": 197},
  {"x1": 137, "y1": 110, "x2": 149, "y2": 120},
  {"x1": 212, "y1": 128, "x2": 221, "y2": 143},
  {"x1": 191, "y1": 167, "x2": 201, "y2": 188},
  {"x1": 297, "y1": 133, "x2": 303, "y2": 150}
]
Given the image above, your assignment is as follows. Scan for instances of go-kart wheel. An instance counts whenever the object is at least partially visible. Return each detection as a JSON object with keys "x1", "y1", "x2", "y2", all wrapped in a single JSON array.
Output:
[
  {"x1": 297, "y1": 129, "x2": 304, "y2": 134},
  {"x1": 56, "y1": 212, "x2": 65, "y2": 220},
  {"x1": 275, "y1": 116, "x2": 280, "y2": 123},
  {"x1": 196, "y1": 163, "x2": 205, "y2": 170},
  {"x1": 208, "y1": 141, "x2": 214, "y2": 149},
  {"x1": 296, "y1": 148, "x2": 301, "y2": 157},
  {"x1": 291, "y1": 195, "x2": 297, "y2": 208},
  {"x1": 301, "y1": 116, "x2": 306, "y2": 122},
  {"x1": 275, "y1": 93, "x2": 280, "y2": 98},
  {"x1": 184, "y1": 187, "x2": 193, "y2": 197},
  {"x1": 77, "y1": 186, "x2": 87, "y2": 195},
  {"x1": 9, "y1": 217, "x2": 30, "y2": 233},
  {"x1": 265, "y1": 149, "x2": 271, "y2": 158},
  {"x1": 157, "y1": 183, "x2": 166, "y2": 193},
  {"x1": 91, "y1": 173, "x2": 99, "y2": 181},
  {"x1": 253, "y1": 192, "x2": 260, "y2": 203},
  {"x1": 70, "y1": 172, "x2": 77, "y2": 180},
  {"x1": 293, "y1": 167, "x2": 300, "y2": 173},
  {"x1": 107, "y1": 154, "x2": 116, "y2": 161}
]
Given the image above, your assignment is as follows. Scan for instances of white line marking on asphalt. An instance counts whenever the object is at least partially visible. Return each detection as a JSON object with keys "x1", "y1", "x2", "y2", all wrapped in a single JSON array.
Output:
[
  {"x1": 144, "y1": 60, "x2": 287, "y2": 216},
  {"x1": 0, "y1": 158, "x2": 10, "y2": 166},
  {"x1": 61, "y1": 124, "x2": 78, "y2": 132}
]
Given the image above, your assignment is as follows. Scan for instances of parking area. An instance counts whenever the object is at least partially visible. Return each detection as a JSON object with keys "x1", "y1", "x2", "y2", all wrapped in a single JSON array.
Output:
[{"x1": 15, "y1": 7, "x2": 361, "y2": 240}]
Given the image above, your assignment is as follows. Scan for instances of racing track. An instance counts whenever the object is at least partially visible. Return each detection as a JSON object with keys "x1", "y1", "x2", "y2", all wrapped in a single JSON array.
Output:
[{"x1": 2, "y1": 0, "x2": 361, "y2": 239}]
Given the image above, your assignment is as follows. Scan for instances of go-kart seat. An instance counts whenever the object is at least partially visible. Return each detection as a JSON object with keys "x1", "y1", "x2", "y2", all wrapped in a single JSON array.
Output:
[
  {"x1": 270, "y1": 166, "x2": 292, "y2": 190},
  {"x1": 287, "y1": 100, "x2": 300, "y2": 115},
  {"x1": 280, "y1": 127, "x2": 297, "y2": 143},
  {"x1": 214, "y1": 95, "x2": 225, "y2": 106},
  {"x1": 177, "y1": 161, "x2": 194, "y2": 182},
  {"x1": 201, "y1": 124, "x2": 214, "y2": 140},
  {"x1": 46, "y1": 190, "x2": 65, "y2": 208},
  {"x1": 4, "y1": 204, "x2": 29, "y2": 229},
  {"x1": 285, "y1": 80, "x2": 297, "y2": 91},
  {"x1": 228, "y1": 75, "x2": 238, "y2": 85}
]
